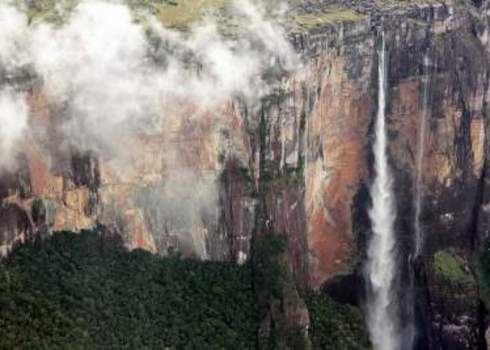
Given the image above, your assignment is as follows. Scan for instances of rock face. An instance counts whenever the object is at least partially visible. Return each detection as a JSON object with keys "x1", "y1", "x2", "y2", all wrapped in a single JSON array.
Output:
[{"x1": 3, "y1": 0, "x2": 490, "y2": 348}]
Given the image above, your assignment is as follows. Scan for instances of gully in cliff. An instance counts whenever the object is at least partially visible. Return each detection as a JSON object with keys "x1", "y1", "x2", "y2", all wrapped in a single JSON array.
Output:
[{"x1": 413, "y1": 52, "x2": 431, "y2": 259}]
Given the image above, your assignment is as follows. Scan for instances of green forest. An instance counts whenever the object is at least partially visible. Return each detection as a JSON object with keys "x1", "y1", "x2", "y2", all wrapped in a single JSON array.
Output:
[{"x1": 0, "y1": 230, "x2": 369, "y2": 349}]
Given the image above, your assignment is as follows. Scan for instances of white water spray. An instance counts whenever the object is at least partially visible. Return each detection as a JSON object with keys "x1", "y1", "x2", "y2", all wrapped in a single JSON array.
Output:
[
  {"x1": 365, "y1": 35, "x2": 400, "y2": 350},
  {"x1": 413, "y1": 53, "x2": 431, "y2": 258}
]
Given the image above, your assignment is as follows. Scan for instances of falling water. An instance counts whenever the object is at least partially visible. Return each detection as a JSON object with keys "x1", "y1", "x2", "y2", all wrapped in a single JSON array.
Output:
[
  {"x1": 304, "y1": 112, "x2": 309, "y2": 187},
  {"x1": 413, "y1": 53, "x2": 431, "y2": 258},
  {"x1": 365, "y1": 35, "x2": 400, "y2": 350}
]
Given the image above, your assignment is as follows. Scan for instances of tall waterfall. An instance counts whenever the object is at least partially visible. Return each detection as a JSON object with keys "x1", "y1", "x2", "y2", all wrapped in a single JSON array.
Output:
[
  {"x1": 365, "y1": 35, "x2": 400, "y2": 350},
  {"x1": 413, "y1": 53, "x2": 431, "y2": 258}
]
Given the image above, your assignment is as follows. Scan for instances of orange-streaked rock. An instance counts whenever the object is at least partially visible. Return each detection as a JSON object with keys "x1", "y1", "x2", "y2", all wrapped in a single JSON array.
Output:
[{"x1": 305, "y1": 56, "x2": 372, "y2": 287}]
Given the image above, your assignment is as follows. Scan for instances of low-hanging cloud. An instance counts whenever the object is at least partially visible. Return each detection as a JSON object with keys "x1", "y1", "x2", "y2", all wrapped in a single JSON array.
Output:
[
  {"x1": 31, "y1": 1, "x2": 154, "y2": 156},
  {"x1": 0, "y1": 0, "x2": 298, "y2": 164},
  {"x1": 29, "y1": 0, "x2": 298, "y2": 158},
  {"x1": 0, "y1": 4, "x2": 29, "y2": 75},
  {"x1": 0, "y1": 90, "x2": 28, "y2": 169},
  {"x1": 0, "y1": 0, "x2": 299, "y2": 256}
]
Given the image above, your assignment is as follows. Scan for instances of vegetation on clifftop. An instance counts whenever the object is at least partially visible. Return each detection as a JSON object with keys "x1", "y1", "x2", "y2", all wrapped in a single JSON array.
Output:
[
  {"x1": 294, "y1": 8, "x2": 364, "y2": 30},
  {"x1": 433, "y1": 250, "x2": 473, "y2": 285},
  {"x1": 17, "y1": 0, "x2": 230, "y2": 27},
  {"x1": 17, "y1": 0, "x2": 366, "y2": 32}
]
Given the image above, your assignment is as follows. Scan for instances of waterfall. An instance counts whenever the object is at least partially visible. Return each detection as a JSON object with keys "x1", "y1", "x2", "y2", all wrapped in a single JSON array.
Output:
[
  {"x1": 413, "y1": 53, "x2": 431, "y2": 258},
  {"x1": 365, "y1": 35, "x2": 401, "y2": 350}
]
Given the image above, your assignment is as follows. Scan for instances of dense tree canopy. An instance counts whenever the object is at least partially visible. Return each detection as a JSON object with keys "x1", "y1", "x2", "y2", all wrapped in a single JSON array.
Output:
[
  {"x1": 0, "y1": 230, "x2": 258, "y2": 349},
  {"x1": 0, "y1": 229, "x2": 370, "y2": 349}
]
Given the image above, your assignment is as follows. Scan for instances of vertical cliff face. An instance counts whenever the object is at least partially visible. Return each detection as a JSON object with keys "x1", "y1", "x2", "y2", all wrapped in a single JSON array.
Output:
[
  {"x1": 269, "y1": 0, "x2": 490, "y2": 346},
  {"x1": 2, "y1": 0, "x2": 490, "y2": 348},
  {"x1": 384, "y1": 3, "x2": 489, "y2": 348}
]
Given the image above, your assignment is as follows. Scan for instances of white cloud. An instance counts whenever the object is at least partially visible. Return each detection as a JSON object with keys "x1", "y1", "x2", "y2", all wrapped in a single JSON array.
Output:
[
  {"x1": 0, "y1": 4, "x2": 30, "y2": 75},
  {"x1": 0, "y1": 90, "x2": 28, "y2": 169}
]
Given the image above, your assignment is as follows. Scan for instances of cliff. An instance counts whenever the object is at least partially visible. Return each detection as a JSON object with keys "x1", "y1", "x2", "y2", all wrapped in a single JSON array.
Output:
[{"x1": 2, "y1": 0, "x2": 490, "y2": 348}]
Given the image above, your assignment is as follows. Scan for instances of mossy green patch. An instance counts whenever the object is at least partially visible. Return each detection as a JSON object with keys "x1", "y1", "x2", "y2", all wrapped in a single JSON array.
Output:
[
  {"x1": 433, "y1": 250, "x2": 473, "y2": 284},
  {"x1": 145, "y1": 0, "x2": 230, "y2": 30}
]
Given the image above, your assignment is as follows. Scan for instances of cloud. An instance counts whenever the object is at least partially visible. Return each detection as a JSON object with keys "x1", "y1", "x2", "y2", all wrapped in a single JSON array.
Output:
[
  {"x1": 30, "y1": 1, "x2": 153, "y2": 156},
  {"x1": 0, "y1": 90, "x2": 28, "y2": 169},
  {"x1": 0, "y1": 4, "x2": 30, "y2": 75},
  {"x1": 0, "y1": 0, "x2": 298, "y2": 163},
  {"x1": 0, "y1": 0, "x2": 299, "y2": 256}
]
